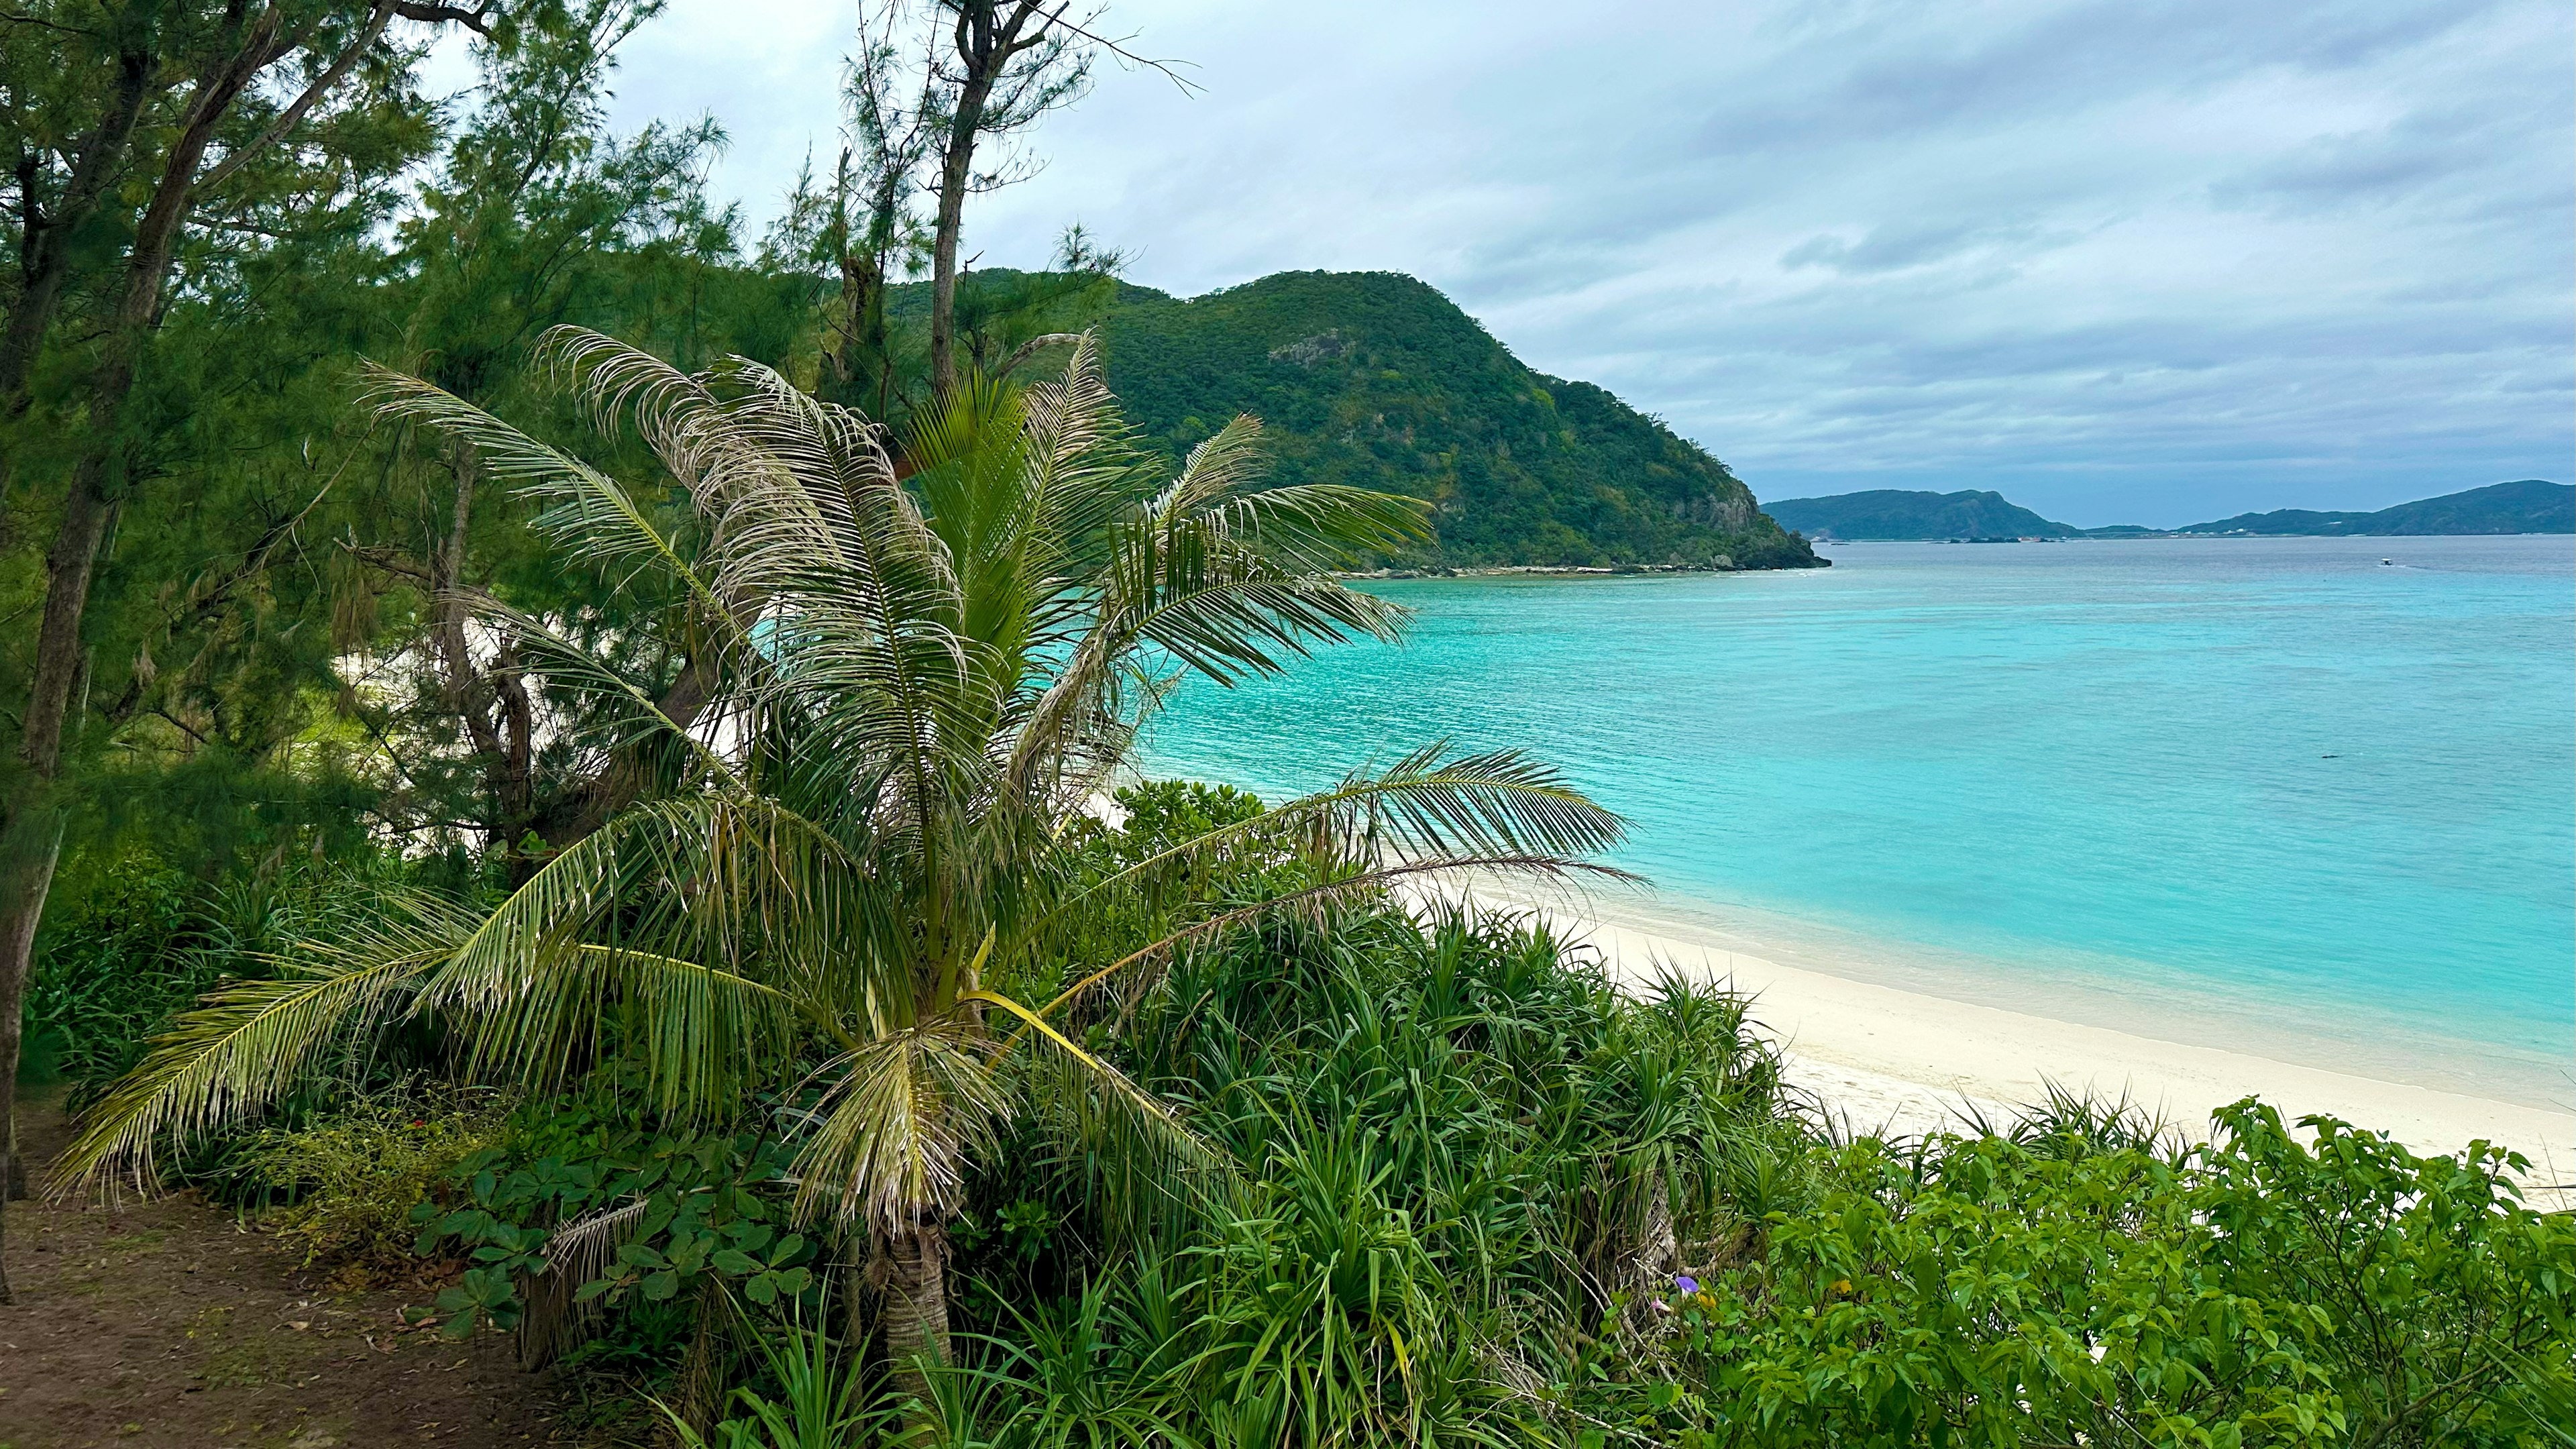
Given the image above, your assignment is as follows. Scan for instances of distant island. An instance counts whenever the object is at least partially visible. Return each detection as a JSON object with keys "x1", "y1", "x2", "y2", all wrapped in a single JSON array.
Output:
[
  {"x1": 1763, "y1": 479, "x2": 2573, "y2": 540},
  {"x1": 1762, "y1": 489, "x2": 2079, "y2": 541}
]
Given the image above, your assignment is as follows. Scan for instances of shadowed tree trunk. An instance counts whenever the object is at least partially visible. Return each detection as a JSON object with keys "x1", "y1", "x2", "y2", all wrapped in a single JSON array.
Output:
[
  {"x1": 0, "y1": 425, "x2": 118, "y2": 1304},
  {"x1": 880, "y1": 1218, "x2": 952, "y2": 1410}
]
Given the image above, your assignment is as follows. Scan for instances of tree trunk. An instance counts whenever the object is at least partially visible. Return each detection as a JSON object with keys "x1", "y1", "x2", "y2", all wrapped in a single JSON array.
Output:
[
  {"x1": 927, "y1": 93, "x2": 983, "y2": 397},
  {"x1": 880, "y1": 1218, "x2": 951, "y2": 1409},
  {"x1": 929, "y1": 1, "x2": 1046, "y2": 396},
  {"x1": 0, "y1": 828, "x2": 61, "y2": 1204},
  {"x1": 0, "y1": 460, "x2": 117, "y2": 1302}
]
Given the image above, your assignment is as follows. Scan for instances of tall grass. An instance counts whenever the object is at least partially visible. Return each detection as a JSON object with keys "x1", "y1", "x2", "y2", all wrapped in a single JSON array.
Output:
[{"x1": 916, "y1": 899, "x2": 1813, "y2": 1446}]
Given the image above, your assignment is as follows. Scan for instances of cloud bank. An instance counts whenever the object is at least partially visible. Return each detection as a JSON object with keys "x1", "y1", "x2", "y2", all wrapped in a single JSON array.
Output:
[{"x1": 592, "y1": 0, "x2": 2571, "y2": 526}]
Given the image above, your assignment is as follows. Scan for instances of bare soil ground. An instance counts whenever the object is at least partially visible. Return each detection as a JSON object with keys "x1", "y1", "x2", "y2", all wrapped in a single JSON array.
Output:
[{"x1": 0, "y1": 1092, "x2": 577, "y2": 1449}]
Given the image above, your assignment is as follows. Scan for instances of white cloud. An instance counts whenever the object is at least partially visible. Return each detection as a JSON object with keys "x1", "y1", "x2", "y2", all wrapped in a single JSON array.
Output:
[{"x1": 586, "y1": 0, "x2": 2569, "y2": 527}]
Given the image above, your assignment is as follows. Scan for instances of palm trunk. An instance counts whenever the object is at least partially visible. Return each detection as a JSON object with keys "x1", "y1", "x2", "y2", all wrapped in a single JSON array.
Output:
[{"x1": 880, "y1": 1218, "x2": 951, "y2": 1409}]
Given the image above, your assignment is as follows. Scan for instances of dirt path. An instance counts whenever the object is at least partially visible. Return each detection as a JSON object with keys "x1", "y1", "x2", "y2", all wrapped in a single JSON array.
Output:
[{"x1": 0, "y1": 1093, "x2": 575, "y2": 1449}]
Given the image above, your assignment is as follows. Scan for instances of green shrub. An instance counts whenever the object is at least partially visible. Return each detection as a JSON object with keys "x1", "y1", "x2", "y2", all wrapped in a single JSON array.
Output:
[
  {"x1": 1660, "y1": 1102, "x2": 2576, "y2": 1447},
  {"x1": 410, "y1": 1090, "x2": 824, "y2": 1342},
  {"x1": 20, "y1": 850, "x2": 206, "y2": 1093},
  {"x1": 250, "y1": 1092, "x2": 508, "y2": 1283}
]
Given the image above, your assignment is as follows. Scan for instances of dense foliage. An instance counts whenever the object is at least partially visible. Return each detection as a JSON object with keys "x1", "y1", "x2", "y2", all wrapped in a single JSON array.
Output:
[
  {"x1": 3, "y1": 7, "x2": 2565, "y2": 1446},
  {"x1": 30, "y1": 767, "x2": 2576, "y2": 1445}
]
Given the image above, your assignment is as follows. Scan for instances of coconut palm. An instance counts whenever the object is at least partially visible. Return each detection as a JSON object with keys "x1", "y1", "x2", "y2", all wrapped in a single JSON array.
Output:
[{"x1": 60, "y1": 329, "x2": 1625, "y2": 1385}]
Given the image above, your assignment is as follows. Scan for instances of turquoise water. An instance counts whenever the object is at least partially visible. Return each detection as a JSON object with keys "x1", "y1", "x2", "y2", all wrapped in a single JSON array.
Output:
[{"x1": 1140, "y1": 535, "x2": 2576, "y2": 1107}]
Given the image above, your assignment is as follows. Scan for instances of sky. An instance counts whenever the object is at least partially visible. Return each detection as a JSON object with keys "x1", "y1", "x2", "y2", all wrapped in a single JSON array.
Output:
[{"x1": 536, "y1": 0, "x2": 2567, "y2": 527}]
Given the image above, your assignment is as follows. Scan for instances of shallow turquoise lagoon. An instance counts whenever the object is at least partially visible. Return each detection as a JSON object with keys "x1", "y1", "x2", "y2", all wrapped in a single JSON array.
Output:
[{"x1": 1140, "y1": 535, "x2": 2576, "y2": 1106}]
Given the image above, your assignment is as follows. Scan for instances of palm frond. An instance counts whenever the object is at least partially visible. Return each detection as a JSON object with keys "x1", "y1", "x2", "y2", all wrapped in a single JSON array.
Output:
[
  {"x1": 1313, "y1": 741, "x2": 1628, "y2": 861},
  {"x1": 468, "y1": 596, "x2": 749, "y2": 794},
  {"x1": 790, "y1": 1016, "x2": 1014, "y2": 1234},
  {"x1": 1038, "y1": 745, "x2": 1627, "y2": 940},
  {"x1": 57, "y1": 896, "x2": 472, "y2": 1191},
  {"x1": 362, "y1": 364, "x2": 731, "y2": 621},
  {"x1": 415, "y1": 796, "x2": 857, "y2": 1116},
  {"x1": 1036, "y1": 854, "x2": 1633, "y2": 1022}
]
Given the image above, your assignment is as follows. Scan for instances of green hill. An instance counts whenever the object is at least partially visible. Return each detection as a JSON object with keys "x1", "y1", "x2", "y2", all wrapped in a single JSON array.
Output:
[
  {"x1": 1759, "y1": 489, "x2": 2079, "y2": 540},
  {"x1": 2171, "y1": 480, "x2": 2571, "y2": 537},
  {"x1": 1087, "y1": 271, "x2": 1821, "y2": 570}
]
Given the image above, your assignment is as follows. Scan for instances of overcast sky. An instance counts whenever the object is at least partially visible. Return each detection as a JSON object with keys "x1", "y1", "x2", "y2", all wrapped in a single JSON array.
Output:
[{"x1": 555, "y1": 0, "x2": 2567, "y2": 527}]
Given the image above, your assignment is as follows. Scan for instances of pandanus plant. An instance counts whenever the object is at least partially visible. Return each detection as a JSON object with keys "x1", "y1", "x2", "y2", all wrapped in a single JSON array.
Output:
[{"x1": 61, "y1": 330, "x2": 1623, "y2": 1385}]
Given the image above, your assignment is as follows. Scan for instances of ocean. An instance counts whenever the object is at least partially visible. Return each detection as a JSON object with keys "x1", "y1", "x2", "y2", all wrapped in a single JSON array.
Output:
[{"x1": 1138, "y1": 534, "x2": 2576, "y2": 1108}]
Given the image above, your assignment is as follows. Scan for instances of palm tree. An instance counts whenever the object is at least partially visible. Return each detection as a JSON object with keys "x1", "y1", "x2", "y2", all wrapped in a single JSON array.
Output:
[{"x1": 59, "y1": 331, "x2": 1623, "y2": 1387}]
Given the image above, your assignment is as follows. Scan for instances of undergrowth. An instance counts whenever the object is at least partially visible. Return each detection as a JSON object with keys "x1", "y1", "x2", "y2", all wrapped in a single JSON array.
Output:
[{"x1": 54, "y1": 786, "x2": 2576, "y2": 1446}]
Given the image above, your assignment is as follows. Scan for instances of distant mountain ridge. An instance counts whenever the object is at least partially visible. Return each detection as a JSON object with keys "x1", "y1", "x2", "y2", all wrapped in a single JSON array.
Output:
[
  {"x1": 2168, "y1": 479, "x2": 2571, "y2": 537},
  {"x1": 1757, "y1": 480, "x2": 2571, "y2": 540},
  {"x1": 1761, "y1": 489, "x2": 2079, "y2": 540}
]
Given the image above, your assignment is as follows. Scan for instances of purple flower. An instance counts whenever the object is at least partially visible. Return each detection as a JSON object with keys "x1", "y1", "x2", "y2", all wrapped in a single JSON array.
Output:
[{"x1": 1673, "y1": 1275, "x2": 1700, "y2": 1295}]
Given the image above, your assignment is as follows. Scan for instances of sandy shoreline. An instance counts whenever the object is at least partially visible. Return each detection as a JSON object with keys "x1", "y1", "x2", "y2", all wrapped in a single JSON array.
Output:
[{"x1": 1437, "y1": 884, "x2": 2576, "y2": 1197}]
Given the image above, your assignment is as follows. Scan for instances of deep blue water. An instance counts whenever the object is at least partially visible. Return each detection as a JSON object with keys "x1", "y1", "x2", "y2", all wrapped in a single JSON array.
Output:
[{"x1": 1140, "y1": 535, "x2": 2576, "y2": 1106}]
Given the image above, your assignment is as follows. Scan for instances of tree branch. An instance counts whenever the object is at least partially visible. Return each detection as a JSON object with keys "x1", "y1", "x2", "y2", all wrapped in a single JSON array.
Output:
[
  {"x1": 390, "y1": 0, "x2": 495, "y2": 33},
  {"x1": 197, "y1": 0, "x2": 401, "y2": 198}
]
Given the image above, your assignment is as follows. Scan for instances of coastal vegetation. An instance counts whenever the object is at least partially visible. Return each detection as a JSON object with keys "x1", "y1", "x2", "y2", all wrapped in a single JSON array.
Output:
[{"x1": 1, "y1": 2, "x2": 2569, "y2": 1445}]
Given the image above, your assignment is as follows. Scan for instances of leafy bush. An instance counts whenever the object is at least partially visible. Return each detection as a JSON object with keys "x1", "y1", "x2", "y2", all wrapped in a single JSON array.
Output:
[
  {"x1": 23, "y1": 845, "x2": 460, "y2": 1100},
  {"x1": 246, "y1": 1091, "x2": 508, "y2": 1285},
  {"x1": 915, "y1": 898, "x2": 1811, "y2": 1446},
  {"x1": 19, "y1": 850, "x2": 207, "y2": 1093},
  {"x1": 1658, "y1": 1102, "x2": 2575, "y2": 1447},
  {"x1": 411, "y1": 1091, "x2": 824, "y2": 1342}
]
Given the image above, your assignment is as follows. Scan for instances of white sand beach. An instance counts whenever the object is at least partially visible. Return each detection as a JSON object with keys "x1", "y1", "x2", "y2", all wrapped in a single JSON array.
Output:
[{"x1": 1435, "y1": 885, "x2": 2576, "y2": 1201}]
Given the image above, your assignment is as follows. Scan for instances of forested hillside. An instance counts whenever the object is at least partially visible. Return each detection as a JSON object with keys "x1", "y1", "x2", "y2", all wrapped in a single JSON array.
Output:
[
  {"x1": 1090, "y1": 272, "x2": 1821, "y2": 569},
  {"x1": 891, "y1": 268, "x2": 1823, "y2": 568}
]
